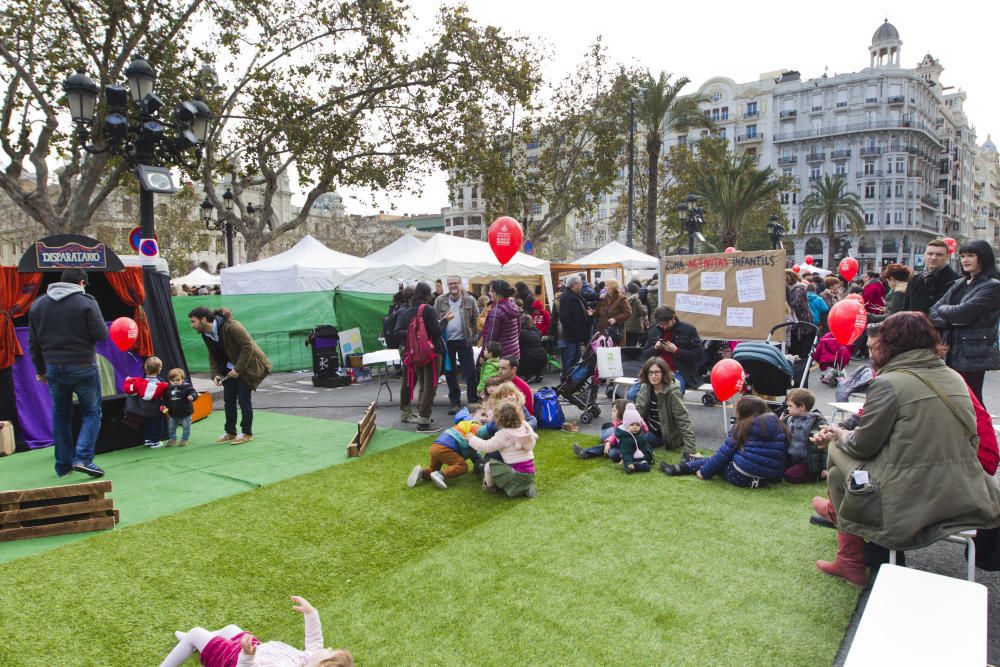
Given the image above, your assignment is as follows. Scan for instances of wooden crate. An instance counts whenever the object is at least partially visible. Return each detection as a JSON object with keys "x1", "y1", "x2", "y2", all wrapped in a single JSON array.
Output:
[
  {"x1": 0, "y1": 480, "x2": 119, "y2": 542},
  {"x1": 347, "y1": 402, "x2": 376, "y2": 457}
]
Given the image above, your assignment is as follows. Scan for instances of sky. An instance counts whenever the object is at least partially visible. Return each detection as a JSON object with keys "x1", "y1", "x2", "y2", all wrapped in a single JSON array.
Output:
[{"x1": 339, "y1": 0, "x2": 999, "y2": 216}]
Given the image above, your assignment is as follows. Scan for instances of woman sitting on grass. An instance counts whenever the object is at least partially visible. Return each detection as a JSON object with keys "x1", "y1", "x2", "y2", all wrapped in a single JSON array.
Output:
[
  {"x1": 660, "y1": 396, "x2": 787, "y2": 488},
  {"x1": 634, "y1": 357, "x2": 697, "y2": 460},
  {"x1": 469, "y1": 401, "x2": 538, "y2": 498},
  {"x1": 160, "y1": 595, "x2": 352, "y2": 667}
]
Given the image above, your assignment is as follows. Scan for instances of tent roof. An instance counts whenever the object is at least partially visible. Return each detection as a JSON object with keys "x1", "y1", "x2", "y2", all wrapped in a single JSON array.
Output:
[
  {"x1": 572, "y1": 241, "x2": 659, "y2": 269},
  {"x1": 220, "y1": 234, "x2": 369, "y2": 294},
  {"x1": 223, "y1": 235, "x2": 366, "y2": 275},
  {"x1": 171, "y1": 267, "x2": 220, "y2": 286},
  {"x1": 366, "y1": 233, "x2": 424, "y2": 263}
]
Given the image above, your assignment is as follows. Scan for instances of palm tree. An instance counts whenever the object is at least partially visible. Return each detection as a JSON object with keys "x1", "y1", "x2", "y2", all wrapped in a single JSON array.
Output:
[
  {"x1": 798, "y1": 174, "x2": 866, "y2": 267},
  {"x1": 694, "y1": 150, "x2": 782, "y2": 249},
  {"x1": 634, "y1": 72, "x2": 714, "y2": 256}
]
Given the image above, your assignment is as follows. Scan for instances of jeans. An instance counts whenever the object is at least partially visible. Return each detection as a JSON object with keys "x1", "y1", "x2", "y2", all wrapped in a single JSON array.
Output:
[
  {"x1": 143, "y1": 416, "x2": 164, "y2": 444},
  {"x1": 168, "y1": 415, "x2": 192, "y2": 442},
  {"x1": 222, "y1": 375, "x2": 254, "y2": 436},
  {"x1": 560, "y1": 340, "x2": 583, "y2": 378},
  {"x1": 46, "y1": 362, "x2": 102, "y2": 475},
  {"x1": 444, "y1": 339, "x2": 477, "y2": 405}
]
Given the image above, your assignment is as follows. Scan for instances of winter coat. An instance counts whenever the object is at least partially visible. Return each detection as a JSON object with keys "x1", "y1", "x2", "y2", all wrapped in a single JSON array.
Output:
[
  {"x1": 469, "y1": 423, "x2": 537, "y2": 465},
  {"x1": 518, "y1": 325, "x2": 547, "y2": 370},
  {"x1": 530, "y1": 300, "x2": 551, "y2": 336},
  {"x1": 28, "y1": 282, "x2": 109, "y2": 373},
  {"x1": 595, "y1": 289, "x2": 631, "y2": 337},
  {"x1": 434, "y1": 292, "x2": 479, "y2": 344},
  {"x1": 868, "y1": 289, "x2": 906, "y2": 325},
  {"x1": 828, "y1": 348, "x2": 1000, "y2": 550},
  {"x1": 393, "y1": 302, "x2": 444, "y2": 357},
  {"x1": 862, "y1": 279, "x2": 887, "y2": 315},
  {"x1": 640, "y1": 320, "x2": 704, "y2": 389},
  {"x1": 201, "y1": 314, "x2": 272, "y2": 390},
  {"x1": 784, "y1": 411, "x2": 828, "y2": 473},
  {"x1": 698, "y1": 413, "x2": 788, "y2": 482},
  {"x1": 787, "y1": 283, "x2": 812, "y2": 325},
  {"x1": 477, "y1": 358, "x2": 500, "y2": 394},
  {"x1": 625, "y1": 293, "x2": 648, "y2": 335},
  {"x1": 616, "y1": 426, "x2": 654, "y2": 466},
  {"x1": 929, "y1": 273, "x2": 1000, "y2": 373},
  {"x1": 481, "y1": 297, "x2": 521, "y2": 358},
  {"x1": 123, "y1": 376, "x2": 169, "y2": 419},
  {"x1": 904, "y1": 264, "x2": 960, "y2": 314},
  {"x1": 166, "y1": 381, "x2": 199, "y2": 418},
  {"x1": 806, "y1": 291, "x2": 829, "y2": 325},
  {"x1": 558, "y1": 288, "x2": 592, "y2": 344},
  {"x1": 635, "y1": 381, "x2": 696, "y2": 454}
]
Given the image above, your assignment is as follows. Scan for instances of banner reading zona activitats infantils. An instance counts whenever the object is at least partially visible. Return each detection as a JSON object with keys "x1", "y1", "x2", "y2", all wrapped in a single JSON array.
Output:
[{"x1": 659, "y1": 249, "x2": 787, "y2": 340}]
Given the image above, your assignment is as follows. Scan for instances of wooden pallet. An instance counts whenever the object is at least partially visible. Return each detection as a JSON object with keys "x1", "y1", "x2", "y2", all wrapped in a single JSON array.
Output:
[
  {"x1": 0, "y1": 480, "x2": 119, "y2": 542},
  {"x1": 347, "y1": 402, "x2": 376, "y2": 457}
]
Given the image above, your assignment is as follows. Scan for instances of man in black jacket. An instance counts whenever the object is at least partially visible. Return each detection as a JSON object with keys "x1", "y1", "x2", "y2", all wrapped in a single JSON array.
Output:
[
  {"x1": 28, "y1": 269, "x2": 109, "y2": 478},
  {"x1": 641, "y1": 306, "x2": 703, "y2": 393},
  {"x1": 557, "y1": 275, "x2": 593, "y2": 378},
  {"x1": 393, "y1": 281, "x2": 443, "y2": 433},
  {"x1": 904, "y1": 239, "x2": 960, "y2": 314}
]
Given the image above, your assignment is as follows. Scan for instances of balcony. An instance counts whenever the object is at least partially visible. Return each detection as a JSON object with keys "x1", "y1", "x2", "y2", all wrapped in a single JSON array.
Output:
[
  {"x1": 742, "y1": 110, "x2": 759, "y2": 119},
  {"x1": 777, "y1": 155, "x2": 798, "y2": 165},
  {"x1": 806, "y1": 152, "x2": 826, "y2": 162},
  {"x1": 831, "y1": 149, "x2": 851, "y2": 159},
  {"x1": 865, "y1": 97, "x2": 879, "y2": 105},
  {"x1": 888, "y1": 96, "x2": 905, "y2": 105},
  {"x1": 920, "y1": 194, "x2": 939, "y2": 208},
  {"x1": 856, "y1": 170, "x2": 883, "y2": 179},
  {"x1": 736, "y1": 133, "x2": 763, "y2": 143},
  {"x1": 860, "y1": 146, "x2": 882, "y2": 156},
  {"x1": 772, "y1": 119, "x2": 941, "y2": 145},
  {"x1": 836, "y1": 101, "x2": 849, "y2": 108},
  {"x1": 808, "y1": 175, "x2": 822, "y2": 182},
  {"x1": 780, "y1": 110, "x2": 797, "y2": 119}
]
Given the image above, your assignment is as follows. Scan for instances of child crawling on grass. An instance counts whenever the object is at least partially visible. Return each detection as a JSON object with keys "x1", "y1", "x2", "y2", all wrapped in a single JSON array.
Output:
[
  {"x1": 407, "y1": 404, "x2": 487, "y2": 490},
  {"x1": 660, "y1": 396, "x2": 787, "y2": 488},
  {"x1": 469, "y1": 401, "x2": 538, "y2": 498},
  {"x1": 159, "y1": 595, "x2": 352, "y2": 667}
]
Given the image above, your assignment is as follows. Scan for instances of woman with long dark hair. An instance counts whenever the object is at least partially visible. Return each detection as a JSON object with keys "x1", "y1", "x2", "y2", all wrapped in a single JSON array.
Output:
[
  {"x1": 634, "y1": 356, "x2": 697, "y2": 459},
  {"x1": 929, "y1": 239, "x2": 1000, "y2": 403},
  {"x1": 481, "y1": 279, "x2": 521, "y2": 358},
  {"x1": 516, "y1": 314, "x2": 547, "y2": 383}
]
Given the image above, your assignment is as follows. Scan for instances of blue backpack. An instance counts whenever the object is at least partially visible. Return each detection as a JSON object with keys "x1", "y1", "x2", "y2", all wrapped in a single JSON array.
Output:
[{"x1": 534, "y1": 387, "x2": 565, "y2": 430}]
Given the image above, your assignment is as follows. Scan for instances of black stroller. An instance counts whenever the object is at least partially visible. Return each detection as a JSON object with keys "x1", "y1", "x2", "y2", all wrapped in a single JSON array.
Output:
[
  {"x1": 732, "y1": 321, "x2": 818, "y2": 414},
  {"x1": 554, "y1": 331, "x2": 614, "y2": 424}
]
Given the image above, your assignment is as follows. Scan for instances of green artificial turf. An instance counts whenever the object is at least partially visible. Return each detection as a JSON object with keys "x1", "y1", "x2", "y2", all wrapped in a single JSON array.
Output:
[
  {"x1": 0, "y1": 432, "x2": 859, "y2": 666},
  {"x1": 0, "y1": 411, "x2": 423, "y2": 564}
]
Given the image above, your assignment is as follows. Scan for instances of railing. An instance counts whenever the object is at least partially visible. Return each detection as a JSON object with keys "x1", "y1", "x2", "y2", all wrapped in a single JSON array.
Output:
[
  {"x1": 809, "y1": 175, "x2": 822, "y2": 181},
  {"x1": 888, "y1": 96, "x2": 905, "y2": 105},
  {"x1": 742, "y1": 110, "x2": 759, "y2": 119},
  {"x1": 811, "y1": 106, "x2": 823, "y2": 112},
  {"x1": 773, "y1": 119, "x2": 941, "y2": 144},
  {"x1": 857, "y1": 170, "x2": 884, "y2": 178},
  {"x1": 836, "y1": 101, "x2": 848, "y2": 108},
  {"x1": 806, "y1": 152, "x2": 826, "y2": 162},
  {"x1": 780, "y1": 110, "x2": 797, "y2": 118},
  {"x1": 865, "y1": 97, "x2": 878, "y2": 104},
  {"x1": 777, "y1": 155, "x2": 798, "y2": 165},
  {"x1": 736, "y1": 133, "x2": 763, "y2": 143},
  {"x1": 860, "y1": 146, "x2": 882, "y2": 156},
  {"x1": 831, "y1": 149, "x2": 851, "y2": 159},
  {"x1": 920, "y1": 194, "x2": 938, "y2": 208}
]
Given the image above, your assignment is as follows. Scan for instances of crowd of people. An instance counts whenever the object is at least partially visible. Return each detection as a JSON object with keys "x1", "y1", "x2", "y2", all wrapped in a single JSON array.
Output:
[{"x1": 173, "y1": 283, "x2": 222, "y2": 296}]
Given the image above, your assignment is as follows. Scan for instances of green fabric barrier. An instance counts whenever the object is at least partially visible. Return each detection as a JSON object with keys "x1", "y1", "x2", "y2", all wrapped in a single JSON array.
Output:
[
  {"x1": 332, "y1": 290, "x2": 394, "y2": 354},
  {"x1": 172, "y1": 292, "x2": 337, "y2": 372}
]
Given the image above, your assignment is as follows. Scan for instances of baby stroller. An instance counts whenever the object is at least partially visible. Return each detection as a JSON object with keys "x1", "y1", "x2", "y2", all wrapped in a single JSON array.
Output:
[
  {"x1": 555, "y1": 331, "x2": 613, "y2": 424},
  {"x1": 816, "y1": 332, "x2": 854, "y2": 388},
  {"x1": 732, "y1": 322, "x2": 818, "y2": 414}
]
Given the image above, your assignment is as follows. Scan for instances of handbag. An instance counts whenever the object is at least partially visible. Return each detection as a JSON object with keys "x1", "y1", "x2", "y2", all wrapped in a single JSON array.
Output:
[{"x1": 950, "y1": 326, "x2": 1000, "y2": 372}]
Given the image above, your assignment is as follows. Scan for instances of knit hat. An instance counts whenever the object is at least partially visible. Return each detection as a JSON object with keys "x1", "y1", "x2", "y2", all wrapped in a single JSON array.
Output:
[{"x1": 621, "y1": 403, "x2": 645, "y2": 430}]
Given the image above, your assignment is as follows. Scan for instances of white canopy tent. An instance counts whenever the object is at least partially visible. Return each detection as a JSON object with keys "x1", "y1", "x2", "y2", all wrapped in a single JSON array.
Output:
[
  {"x1": 366, "y1": 233, "x2": 424, "y2": 263},
  {"x1": 220, "y1": 235, "x2": 367, "y2": 294},
  {"x1": 572, "y1": 241, "x2": 660, "y2": 270},
  {"x1": 170, "y1": 267, "x2": 220, "y2": 287},
  {"x1": 334, "y1": 233, "x2": 554, "y2": 304}
]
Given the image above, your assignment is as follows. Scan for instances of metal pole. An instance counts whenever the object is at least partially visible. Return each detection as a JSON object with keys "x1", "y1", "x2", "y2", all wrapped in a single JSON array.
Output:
[
  {"x1": 688, "y1": 221, "x2": 695, "y2": 255},
  {"x1": 627, "y1": 99, "x2": 635, "y2": 248},
  {"x1": 225, "y1": 222, "x2": 234, "y2": 267},
  {"x1": 140, "y1": 188, "x2": 155, "y2": 244}
]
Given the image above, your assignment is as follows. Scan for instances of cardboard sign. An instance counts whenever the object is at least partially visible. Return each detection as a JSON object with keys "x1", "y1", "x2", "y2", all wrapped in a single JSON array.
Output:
[{"x1": 660, "y1": 250, "x2": 786, "y2": 340}]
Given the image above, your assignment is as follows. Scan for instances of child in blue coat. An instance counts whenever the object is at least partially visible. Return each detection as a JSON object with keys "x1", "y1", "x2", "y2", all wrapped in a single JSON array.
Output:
[{"x1": 660, "y1": 396, "x2": 787, "y2": 487}]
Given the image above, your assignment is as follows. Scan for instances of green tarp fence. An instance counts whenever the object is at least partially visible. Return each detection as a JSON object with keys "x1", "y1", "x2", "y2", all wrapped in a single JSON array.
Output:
[{"x1": 172, "y1": 290, "x2": 393, "y2": 373}]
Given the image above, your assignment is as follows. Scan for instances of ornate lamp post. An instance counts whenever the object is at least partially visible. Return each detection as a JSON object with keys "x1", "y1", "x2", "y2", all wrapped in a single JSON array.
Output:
[
  {"x1": 63, "y1": 56, "x2": 211, "y2": 262},
  {"x1": 767, "y1": 214, "x2": 786, "y2": 250},
  {"x1": 201, "y1": 187, "x2": 236, "y2": 267},
  {"x1": 676, "y1": 194, "x2": 705, "y2": 254}
]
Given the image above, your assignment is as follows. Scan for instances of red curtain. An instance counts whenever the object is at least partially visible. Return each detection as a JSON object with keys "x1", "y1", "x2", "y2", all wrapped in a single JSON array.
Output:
[
  {"x1": 0, "y1": 267, "x2": 43, "y2": 369},
  {"x1": 106, "y1": 267, "x2": 153, "y2": 356}
]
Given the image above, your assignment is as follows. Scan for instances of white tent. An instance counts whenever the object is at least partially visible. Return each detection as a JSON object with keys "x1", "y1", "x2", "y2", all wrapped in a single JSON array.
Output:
[
  {"x1": 221, "y1": 235, "x2": 367, "y2": 294},
  {"x1": 572, "y1": 241, "x2": 660, "y2": 270},
  {"x1": 800, "y1": 265, "x2": 832, "y2": 277},
  {"x1": 366, "y1": 233, "x2": 424, "y2": 263},
  {"x1": 171, "y1": 267, "x2": 220, "y2": 287},
  {"x1": 334, "y1": 233, "x2": 554, "y2": 303}
]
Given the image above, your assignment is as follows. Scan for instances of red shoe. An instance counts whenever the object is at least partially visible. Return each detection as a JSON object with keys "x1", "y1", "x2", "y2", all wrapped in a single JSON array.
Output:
[
  {"x1": 816, "y1": 531, "x2": 867, "y2": 587},
  {"x1": 811, "y1": 495, "x2": 837, "y2": 525}
]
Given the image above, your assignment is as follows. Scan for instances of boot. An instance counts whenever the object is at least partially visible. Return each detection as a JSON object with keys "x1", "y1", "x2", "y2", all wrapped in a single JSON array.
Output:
[
  {"x1": 811, "y1": 496, "x2": 837, "y2": 525},
  {"x1": 816, "y1": 531, "x2": 867, "y2": 587}
]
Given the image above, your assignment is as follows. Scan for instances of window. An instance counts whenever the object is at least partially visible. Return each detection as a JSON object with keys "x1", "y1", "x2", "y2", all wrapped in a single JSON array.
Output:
[
  {"x1": 531, "y1": 203, "x2": 542, "y2": 215},
  {"x1": 746, "y1": 124, "x2": 757, "y2": 138},
  {"x1": 711, "y1": 90, "x2": 722, "y2": 103},
  {"x1": 746, "y1": 101, "x2": 758, "y2": 116},
  {"x1": 896, "y1": 158, "x2": 905, "y2": 174},
  {"x1": 526, "y1": 155, "x2": 538, "y2": 165},
  {"x1": 718, "y1": 128, "x2": 727, "y2": 140},
  {"x1": 810, "y1": 166, "x2": 821, "y2": 180},
  {"x1": 894, "y1": 211, "x2": 903, "y2": 224},
  {"x1": 866, "y1": 111, "x2": 876, "y2": 126},
  {"x1": 885, "y1": 184, "x2": 892, "y2": 199},
  {"x1": 781, "y1": 192, "x2": 790, "y2": 205},
  {"x1": 864, "y1": 212, "x2": 875, "y2": 225},
  {"x1": 720, "y1": 106, "x2": 729, "y2": 120},
  {"x1": 782, "y1": 168, "x2": 792, "y2": 178},
  {"x1": 837, "y1": 90, "x2": 848, "y2": 107},
  {"x1": 865, "y1": 184, "x2": 875, "y2": 199},
  {"x1": 835, "y1": 163, "x2": 847, "y2": 176},
  {"x1": 812, "y1": 118, "x2": 822, "y2": 132},
  {"x1": 811, "y1": 93, "x2": 822, "y2": 111},
  {"x1": 792, "y1": 193, "x2": 798, "y2": 204},
  {"x1": 526, "y1": 140, "x2": 538, "y2": 150},
  {"x1": 711, "y1": 108, "x2": 720, "y2": 121},
  {"x1": 864, "y1": 161, "x2": 875, "y2": 175},
  {"x1": 895, "y1": 182, "x2": 904, "y2": 198},
  {"x1": 677, "y1": 135, "x2": 687, "y2": 146},
  {"x1": 865, "y1": 84, "x2": 878, "y2": 103}
]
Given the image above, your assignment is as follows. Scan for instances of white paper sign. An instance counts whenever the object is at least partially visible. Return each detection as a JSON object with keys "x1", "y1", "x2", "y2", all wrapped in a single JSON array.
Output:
[
  {"x1": 736, "y1": 268, "x2": 766, "y2": 303},
  {"x1": 701, "y1": 272, "x2": 725, "y2": 291},
  {"x1": 666, "y1": 274, "x2": 689, "y2": 292},
  {"x1": 675, "y1": 293, "x2": 722, "y2": 317},
  {"x1": 726, "y1": 307, "x2": 754, "y2": 328}
]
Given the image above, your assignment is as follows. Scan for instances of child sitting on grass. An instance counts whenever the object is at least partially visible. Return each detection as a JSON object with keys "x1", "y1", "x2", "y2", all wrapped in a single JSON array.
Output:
[
  {"x1": 469, "y1": 401, "x2": 538, "y2": 498},
  {"x1": 160, "y1": 595, "x2": 352, "y2": 667},
  {"x1": 407, "y1": 404, "x2": 487, "y2": 490},
  {"x1": 660, "y1": 396, "x2": 787, "y2": 488},
  {"x1": 477, "y1": 342, "x2": 503, "y2": 396},
  {"x1": 165, "y1": 367, "x2": 198, "y2": 447},
  {"x1": 123, "y1": 356, "x2": 169, "y2": 448},
  {"x1": 780, "y1": 388, "x2": 828, "y2": 483},
  {"x1": 484, "y1": 381, "x2": 537, "y2": 429},
  {"x1": 617, "y1": 403, "x2": 654, "y2": 474},
  {"x1": 572, "y1": 399, "x2": 633, "y2": 462}
]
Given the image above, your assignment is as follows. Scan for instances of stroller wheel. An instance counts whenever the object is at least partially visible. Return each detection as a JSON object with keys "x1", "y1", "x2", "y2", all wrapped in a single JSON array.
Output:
[
  {"x1": 579, "y1": 411, "x2": 593, "y2": 425},
  {"x1": 701, "y1": 393, "x2": 718, "y2": 406},
  {"x1": 605, "y1": 386, "x2": 615, "y2": 400},
  {"x1": 590, "y1": 406, "x2": 601, "y2": 418}
]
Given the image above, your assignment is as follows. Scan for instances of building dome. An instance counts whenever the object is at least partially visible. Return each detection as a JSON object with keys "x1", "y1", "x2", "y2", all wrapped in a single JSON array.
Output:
[
  {"x1": 872, "y1": 19, "x2": 899, "y2": 44},
  {"x1": 983, "y1": 135, "x2": 997, "y2": 154}
]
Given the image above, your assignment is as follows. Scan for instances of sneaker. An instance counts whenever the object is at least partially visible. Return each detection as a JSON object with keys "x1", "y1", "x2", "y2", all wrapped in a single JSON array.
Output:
[
  {"x1": 230, "y1": 433, "x2": 253, "y2": 445},
  {"x1": 810, "y1": 514, "x2": 837, "y2": 529},
  {"x1": 416, "y1": 423, "x2": 442, "y2": 434},
  {"x1": 448, "y1": 404, "x2": 461, "y2": 416},
  {"x1": 659, "y1": 462, "x2": 681, "y2": 476},
  {"x1": 165, "y1": 439, "x2": 177, "y2": 447},
  {"x1": 57, "y1": 469, "x2": 74, "y2": 478},
  {"x1": 524, "y1": 483, "x2": 536, "y2": 498},
  {"x1": 215, "y1": 433, "x2": 236, "y2": 443},
  {"x1": 429, "y1": 470, "x2": 447, "y2": 490},
  {"x1": 72, "y1": 461, "x2": 105, "y2": 478},
  {"x1": 572, "y1": 443, "x2": 586, "y2": 459},
  {"x1": 407, "y1": 465, "x2": 424, "y2": 488},
  {"x1": 400, "y1": 412, "x2": 419, "y2": 424},
  {"x1": 178, "y1": 440, "x2": 188, "y2": 447},
  {"x1": 681, "y1": 451, "x2": 704, "y2": 462},
  {"x1": 482, "y1": 479, "x2": 498, "y2": 493},
  {"x1": 146, "y1": 441, "x2": 164, "y2": 449}
]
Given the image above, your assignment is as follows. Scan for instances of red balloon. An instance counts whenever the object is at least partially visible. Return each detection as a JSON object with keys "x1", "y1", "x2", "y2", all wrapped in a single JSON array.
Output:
[
  {"x1": 792, "y1": 264, "x2": 801, "y2": 273},
  {"x1": 724, "y1": 247, "x2": 736, "y2": 253},
  {"x1": 110, "y1": 317, "x2": 138, "y2": 352},
  {"x1": 804, "y1": 255, "x2": 814, "y2": 265},
  {"x1": 845, "y1": 293, "x2": 864, "y2": 303},
  {"x1": 828, "y1": 299, "x2": 867, "y2": 346},
  {"x1": 943, "y1": 237, "x2": 957, "y2": 255},
  {"x1": 710, "y1": 359, "x2": 745, "y2": 402},
  {"x1": 839, "y1": 256, "x2": 859, "y2": 282},
  {"x1": 487, "y1": 216, "x2": 524, "y2": 266}
]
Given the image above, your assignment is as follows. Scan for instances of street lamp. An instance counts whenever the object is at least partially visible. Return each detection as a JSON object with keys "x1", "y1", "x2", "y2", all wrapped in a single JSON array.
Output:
[
  {"x1": 62, "y1": 56, "x2": 211, "y2": 262},
  {"x1": 767, "y1": 214, "x2": 785, "y2": 250},
  {"x1": 200, "y1": 187, "x2": 236, "y2": 267},
  {"x1": 677, "y1": 194, "x2": 705, "y2": 254}
]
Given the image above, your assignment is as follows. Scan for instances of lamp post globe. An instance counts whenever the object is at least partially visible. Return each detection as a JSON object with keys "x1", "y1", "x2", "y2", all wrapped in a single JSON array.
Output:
[
  {"x1": 124, "y1": 57, "x2": 157, "y2": 102},
  {"x1": 62, "y1": 70, "x2": 100, "y2": 125}
]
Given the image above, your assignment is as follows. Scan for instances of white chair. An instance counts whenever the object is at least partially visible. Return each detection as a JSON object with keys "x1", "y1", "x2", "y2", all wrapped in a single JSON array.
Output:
[{"x1": 888, "y1": 529, "x2": 978, "y2": 582}]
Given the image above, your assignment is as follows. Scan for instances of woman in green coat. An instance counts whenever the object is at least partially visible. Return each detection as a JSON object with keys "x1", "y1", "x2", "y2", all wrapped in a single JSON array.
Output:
[
  {"x1": 811, "y1": 312, "x2": 1000, "y2": 587},
  {"x1": 634, "y1": 357, "x2": 697, "y2": 459}
]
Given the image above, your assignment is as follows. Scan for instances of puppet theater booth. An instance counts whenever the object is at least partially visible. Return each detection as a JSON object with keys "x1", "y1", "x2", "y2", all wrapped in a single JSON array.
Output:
[{"x1": 1, "y1": 235, "x2": 190, "y2": 454}]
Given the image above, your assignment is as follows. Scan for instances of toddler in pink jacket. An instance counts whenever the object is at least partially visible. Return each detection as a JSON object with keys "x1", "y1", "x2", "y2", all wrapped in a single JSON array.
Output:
[{"x1": 469, "y1": 401, "x2": 538, "y2": 498}]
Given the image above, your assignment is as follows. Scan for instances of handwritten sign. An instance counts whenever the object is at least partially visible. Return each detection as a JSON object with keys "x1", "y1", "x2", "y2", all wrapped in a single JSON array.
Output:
[
  {"x1": 701, "y1": 272, "x2": 725, "y2": 291},
  {"x1": 666, "y1": 274, "x2": 688, "y2": 292},
  {"x1": 736, "y1": 268, "x2": 766, "y2": 303},
  {"x1": 675, "y1": 293, "x2": 722, "y2": 317},
  {"x1": 726, "y1": 307, "x2": 754, "y2": 328}
]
